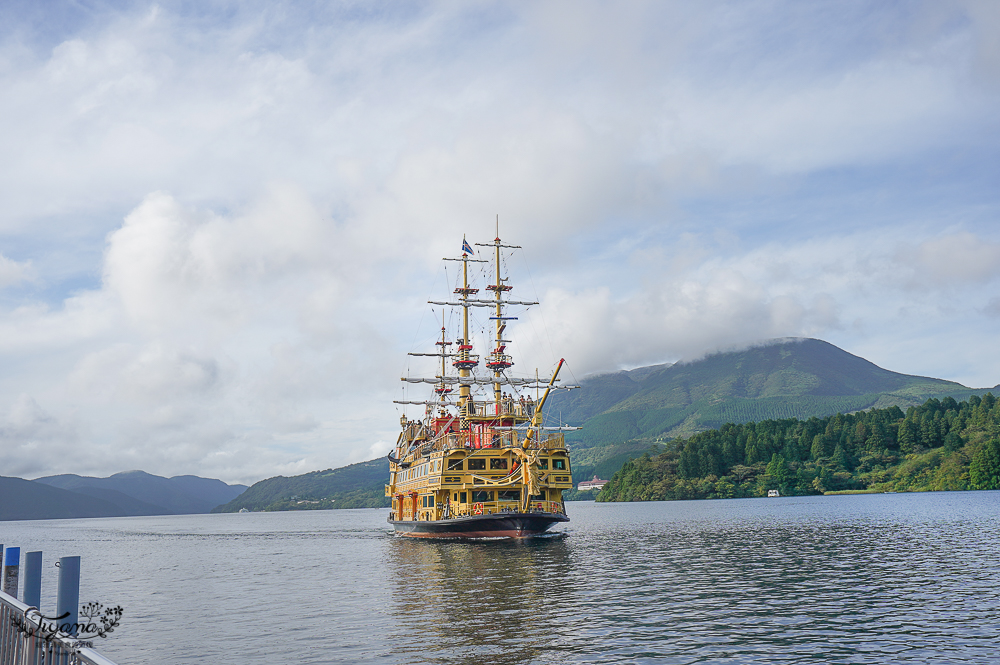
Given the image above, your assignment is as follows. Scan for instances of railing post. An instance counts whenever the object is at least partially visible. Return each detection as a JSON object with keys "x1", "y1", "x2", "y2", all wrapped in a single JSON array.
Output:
[
  {"x1": 2, "y1": 547, "x2": 19, "y2": 597},
  {"x1": 56, "y1": 556, "x2": 81, "y2": 636},
  {"x1": 24, "y1": 551, "x2": 42, "y2": 609}
]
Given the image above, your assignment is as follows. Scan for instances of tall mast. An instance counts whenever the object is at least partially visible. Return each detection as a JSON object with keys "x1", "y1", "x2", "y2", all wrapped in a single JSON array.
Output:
[
  {"x1": 493, "y1": 226, "x2": 503, "y2": 407},
  {"x1": 428, "y1": 239, "x2": 485, "y2": 426},
  {"x1": 460, "y1": 245, "x2": 471, "y2": 418},
  {"x1": 478, "y1": 219, "x2": 529, "y2": 409},
  {"x1": 437, "y1": 319, "x2": 448, "y2": 405}
]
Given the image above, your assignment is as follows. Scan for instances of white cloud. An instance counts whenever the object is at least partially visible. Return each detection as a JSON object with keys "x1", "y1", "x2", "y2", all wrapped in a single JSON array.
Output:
[
  {"x1": 898, "y1": 231, "x2": 1000, "y2": 285},
  {"x1": 0, "y1": 394, "x2": 79, "y2": 478},
  {"x1": 0, "y1": 254, "x2": 31, "y2": 289},
  {"x1": 0, "y1": 2, "x2": 998, "y2": 482},
  {"x1": 510, "y1": 227, "x2": 1000, "y2": 380}
]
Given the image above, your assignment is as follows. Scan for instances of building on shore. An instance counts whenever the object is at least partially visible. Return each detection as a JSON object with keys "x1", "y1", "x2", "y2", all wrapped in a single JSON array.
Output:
[{"x1": 577, "y1": 476, "x2": 609, "y2": 492}]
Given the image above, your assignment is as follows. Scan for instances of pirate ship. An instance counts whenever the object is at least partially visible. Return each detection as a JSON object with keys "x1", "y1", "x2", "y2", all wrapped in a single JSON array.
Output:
[{"x1": 386, "y1": 232, "x2": 574, "y2": 538}]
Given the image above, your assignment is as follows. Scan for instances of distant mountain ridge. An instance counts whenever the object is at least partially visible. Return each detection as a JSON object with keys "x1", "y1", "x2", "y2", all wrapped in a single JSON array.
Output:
[
  {"x1": 0, "y1": 471, "x2": 248, "y2": 521},
  {"x1": 0, "y1": 477, "x2": 127, "y2": 521},
  {"x1": 35, "y1": 470, "x2": 247, "y2": 515}
]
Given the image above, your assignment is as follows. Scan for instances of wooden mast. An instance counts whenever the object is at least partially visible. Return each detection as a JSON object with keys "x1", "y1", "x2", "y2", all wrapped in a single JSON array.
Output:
[
  {"x1": 493, "y1": 217, "x2": 503, "y2": 410},
  {"x1": 458, "y1": 237, "x2": 472, "y2": 427}
]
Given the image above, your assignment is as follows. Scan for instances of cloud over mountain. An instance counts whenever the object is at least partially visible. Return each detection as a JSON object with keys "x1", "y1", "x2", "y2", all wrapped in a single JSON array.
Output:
[{"x1": 0, "y1": 1, "x2": 997, "y2": 483}]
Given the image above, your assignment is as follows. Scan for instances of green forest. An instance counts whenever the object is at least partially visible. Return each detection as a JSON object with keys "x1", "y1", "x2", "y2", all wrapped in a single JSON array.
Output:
[
  {"x1": 212, "y1": 459, "x2": 389, "y2": 512},
  {"x1": 598, "y1": 393, "x2": 1000, "y2": 502}
]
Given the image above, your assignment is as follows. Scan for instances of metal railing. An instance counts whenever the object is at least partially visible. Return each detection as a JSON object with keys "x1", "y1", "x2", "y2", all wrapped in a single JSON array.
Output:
[
  {"x1": 0, "y1": 589, "x2": 119, "y2": 665},
  {"x1": 468, "y1": 400, "x2": 534, "y2": 417},
  {"x1": 443, "y1": 500, "x2": 565, "y2": 518},
  {"x1": 419, "y1": 430, "x2": 566, "y2": 454}
]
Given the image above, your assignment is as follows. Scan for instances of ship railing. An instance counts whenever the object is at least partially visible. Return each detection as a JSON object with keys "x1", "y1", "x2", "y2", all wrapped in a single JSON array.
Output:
[
  {"x1": 0, "y1": 588, "x2": 120, "y2": 665},
  {"x1": 422, "y1": 430, "x2": 566, "y2": 454},
  {"x1": 538, "y1": 432, "x2": 565, "y2": 450},
  {"x1": 468, "y1": 400, "x2": 535, "y2": 418},
  {"x1": 422, "y1": 430, "x2": 518, "y2": 452},
  {"x1": 446, "y1": 500, "x2": 565, "y2": 517}
]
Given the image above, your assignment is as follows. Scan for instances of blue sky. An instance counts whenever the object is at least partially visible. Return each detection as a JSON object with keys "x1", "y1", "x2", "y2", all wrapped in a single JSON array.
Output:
[{"x1": 0, "y1": 0, "x2": 998, "y2": 483}]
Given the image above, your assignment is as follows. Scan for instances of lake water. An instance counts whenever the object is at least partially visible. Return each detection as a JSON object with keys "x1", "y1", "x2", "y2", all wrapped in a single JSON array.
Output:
[{"x1": 1, "y1": 492, "x2": 998, "y2": 664}]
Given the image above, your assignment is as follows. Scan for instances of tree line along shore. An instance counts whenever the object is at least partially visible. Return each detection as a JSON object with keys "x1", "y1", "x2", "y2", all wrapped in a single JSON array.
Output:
[{"x1": 598, "y1": 393, "x2": 1000, "y2": 502}]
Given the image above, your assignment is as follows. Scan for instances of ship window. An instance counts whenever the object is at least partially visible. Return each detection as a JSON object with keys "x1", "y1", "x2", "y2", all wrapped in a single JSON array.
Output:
[
  {"x1": 453, "y1": 493, "x2": 458, "y2": 501},
  {"x1": 472, "y1": 490, "x2": 492, "y2": 502},
  {"x1": 427, "y1": 495, "x2": 435, "y2": 507},
  {"x1": 447, "y1": 459, "x2": 464, "y2": 471},
  {"x1": 498, "y1": 490, "x2": 520, "y2": 501},
  {"x1": 539, "y1": 459, "x2": 549, "y2": 469},
  {"x1": 459, "y1": 492, "x2": 467, "y2": 503},
  {"x1": 468, "y1": 459, "x2": 486, "y2": 470},
  {"x1": 553, "y1": 458, "x2": 567, "y2": 470},
  {"x1": 530, "y1": 490, "x2": 546, "y2": 500},
  {"x1": 489, "y1": 458, "x2": 507, "y2": 470}
]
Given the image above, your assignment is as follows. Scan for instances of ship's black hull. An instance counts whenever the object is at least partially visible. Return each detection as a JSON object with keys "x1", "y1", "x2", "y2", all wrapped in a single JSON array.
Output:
[{"x1": 389, "y1": 511, "x2": 568, "y2": 539}]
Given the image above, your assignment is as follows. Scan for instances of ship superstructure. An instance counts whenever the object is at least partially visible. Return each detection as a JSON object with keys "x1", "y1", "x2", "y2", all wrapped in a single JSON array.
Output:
[{"x1": 386, "y1": 232, "x2": 574, "y2": 538}]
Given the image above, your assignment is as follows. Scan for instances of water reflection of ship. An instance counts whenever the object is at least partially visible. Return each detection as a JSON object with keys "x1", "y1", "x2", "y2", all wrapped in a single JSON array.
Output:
[{"x1": 385, "y1": 536, "x2": 575, "y2": 664}]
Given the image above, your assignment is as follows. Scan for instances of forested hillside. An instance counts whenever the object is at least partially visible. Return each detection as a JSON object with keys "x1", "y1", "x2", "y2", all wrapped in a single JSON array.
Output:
[
  {"x1": 550, "y1": 338, "x2": 995, "y2": 493},
  {"x1": 212, "y1": 459, "x2": 389, "y2": 512},
  {"x1": 598, "y1": 393, "x2": 1000, "y2": 502}
]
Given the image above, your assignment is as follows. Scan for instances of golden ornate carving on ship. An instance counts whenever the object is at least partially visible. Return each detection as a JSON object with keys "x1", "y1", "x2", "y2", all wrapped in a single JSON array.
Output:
[{"x1": 386, "y1": 230, "x2": 576, "y2": 538}]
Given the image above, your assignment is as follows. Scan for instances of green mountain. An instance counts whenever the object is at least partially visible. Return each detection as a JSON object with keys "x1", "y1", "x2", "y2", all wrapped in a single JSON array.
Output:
[
  {"x1": 211, "y1": 459, "x2": 389, "y2": 512},
  {"x1": 34, "y1": 471, "x2": 247, "y2": 515},
  {"x1": 552, "y1": 338, "x2": 993, "y2": 444},
  {"x1": 550, "y1": 338, "x2": 997, "y2": 494}
]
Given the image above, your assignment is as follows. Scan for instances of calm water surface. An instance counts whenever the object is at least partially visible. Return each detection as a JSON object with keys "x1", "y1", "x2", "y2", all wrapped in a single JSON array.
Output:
[{"x1": 2, "y1": 492, "x2": 999, "y2": 664}]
